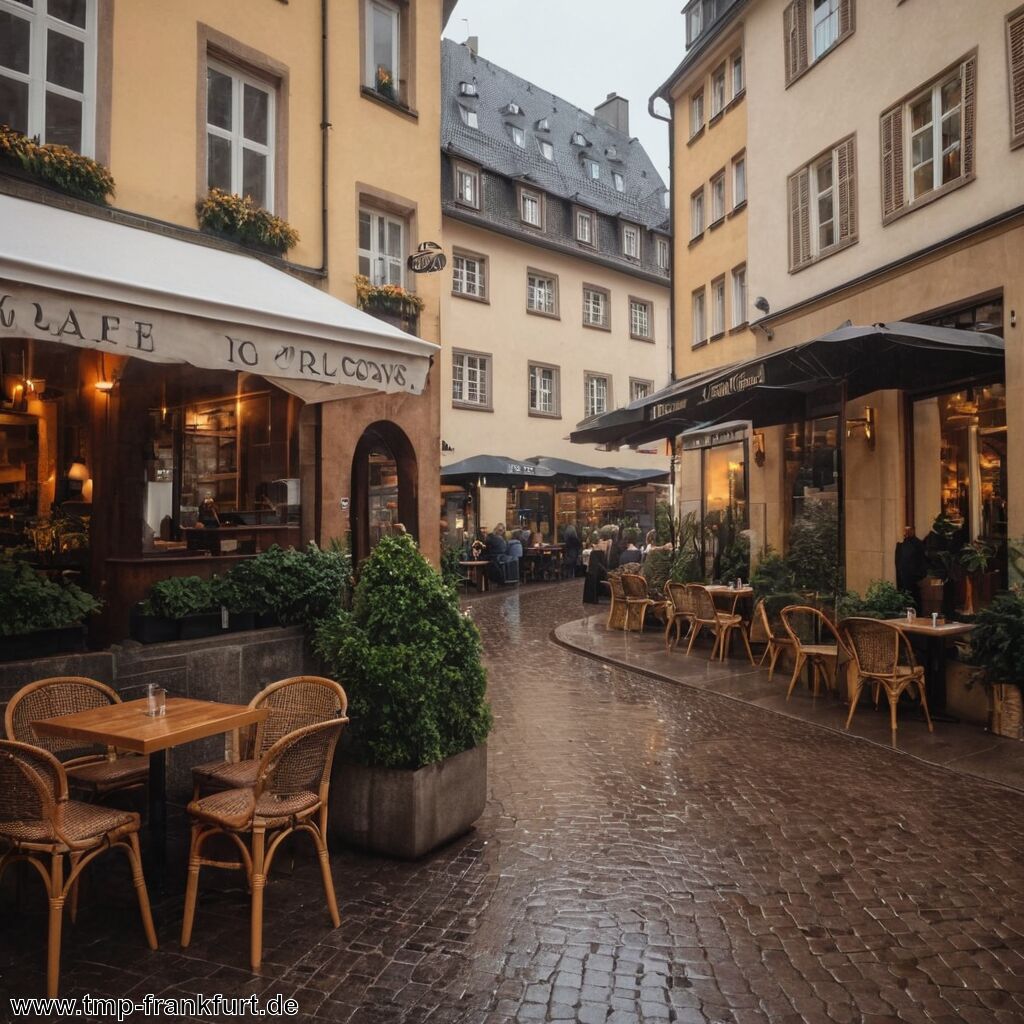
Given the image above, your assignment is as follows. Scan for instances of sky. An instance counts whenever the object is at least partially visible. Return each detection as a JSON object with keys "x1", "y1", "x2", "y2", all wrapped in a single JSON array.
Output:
[{"x1": 442, "y1": 1, "x2": 686, "y2": 184}]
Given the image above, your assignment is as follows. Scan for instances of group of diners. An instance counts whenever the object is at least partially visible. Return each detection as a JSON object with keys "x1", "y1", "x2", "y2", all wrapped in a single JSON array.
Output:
[{"x1": 582, "y1": 526, "x2": 668, "y2": 604}]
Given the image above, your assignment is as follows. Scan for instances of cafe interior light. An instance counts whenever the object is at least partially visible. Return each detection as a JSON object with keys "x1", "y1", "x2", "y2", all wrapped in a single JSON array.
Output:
[
  {"x1": 95, "y1": 377, "x2": 117, "y2": 393},
  {"x1": 67, "y1": 456, "x2": 90, "y2": 482}
]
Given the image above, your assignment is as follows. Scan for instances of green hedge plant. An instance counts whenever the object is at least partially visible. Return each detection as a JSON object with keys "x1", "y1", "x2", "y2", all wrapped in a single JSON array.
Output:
[
  {"x1": 751, "y1": 546, "x2": 795, "y2": 598},
  {"x1": 314, "y1": 534, "x2": 491, "y2": 769},
  {"x1": 967, "y1": 592, "x2": 1024, "y2": 688},
  {"x1": 0, "y1": 556, "x2": 101, "y2": 635},
  {"x1": 143, "y1": 576, "x2": 216, "y2": 620},
  {"x1": 838, "y1": 580, "x2": 914, "y2": 620}
]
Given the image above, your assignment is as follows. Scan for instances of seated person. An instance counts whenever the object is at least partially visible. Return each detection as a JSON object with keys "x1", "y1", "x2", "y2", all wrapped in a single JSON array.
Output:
[
  {"x1": 485, "y1": 523, "x2": 508, "y2": 582},
  {"x1": 506, "y1": 532, "x2": 524, "y2": 560},
  {"x1": 619, "y1": 539, "x2": 642, "y2": 566}
]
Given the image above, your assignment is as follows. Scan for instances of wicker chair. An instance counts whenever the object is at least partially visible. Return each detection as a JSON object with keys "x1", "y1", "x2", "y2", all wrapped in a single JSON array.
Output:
[
  {"x1": 4, "y1": 677, "x2": 148, "y2": 800},
  {"x1": 622, "y1": 572, "x2": 656, "y2": 631},
  {"x1": 181, "y1": 716, "x2": 347, "y2": 971},
  {"x1": 686, "y1": 584, "x2": 755, "y2": 664},
  {"x1": 605, "y1": 572, "x2": 628, "y2": 630},
  {"x1": 841, "y1": 617, "x2": 933, "y2": 737},
  {"x1": 0, "y1": 740, "x2": 157, "y2": 997},
  {"x1": 780, "y1": 606, "x2": 848, "y2": 700},
  {"x1": 664, "y1": 582, "x2": 695, "y2": 650},
  {"x1": 191, "y1": 676, "x2": 347, "y2": 802},
  {"x1": 752, "y1": 600, "x2": 796, "y2": 682}
]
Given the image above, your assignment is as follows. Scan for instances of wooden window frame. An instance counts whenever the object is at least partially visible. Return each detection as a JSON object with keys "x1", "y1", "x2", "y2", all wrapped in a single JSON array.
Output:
[
  {"x1": 1008, "y1": 5, "x2": 1024, "y2": 150},
  {"x1": 360, "y1": 0, "x2": 416, "y2": 111},
  {"x1": 732, "y1": 151, "x2": 747, "y2": 210},
  {"x1": 655, "y1": 235, "x2": 671, "y2": 270},
  {"x1": 788, "y1": 133, "x2": 857, "y2": 273},
  {"x1": 784, "y1": 0, "x2": 855, "y2": 89}
]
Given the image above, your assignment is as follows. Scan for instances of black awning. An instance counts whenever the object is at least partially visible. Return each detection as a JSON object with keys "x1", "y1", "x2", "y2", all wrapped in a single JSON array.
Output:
[
  {"x1": 440, "y1": 455, "x2": 557, "y2": 488},
  {"x1": 527, "y1": 456, "x2": 669, "y2": 486},
  {"x1": 570, "y1": 321, "x2": 1005, "y2": 447}
]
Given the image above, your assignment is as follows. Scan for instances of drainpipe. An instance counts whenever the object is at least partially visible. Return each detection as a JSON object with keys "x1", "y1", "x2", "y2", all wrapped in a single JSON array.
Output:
[
  {"x1": 649, "y1": 94, "x2": 675, "y2": 384},
  {"x1": 319, "y1": 0, "x2": 331, "y2": 274}
]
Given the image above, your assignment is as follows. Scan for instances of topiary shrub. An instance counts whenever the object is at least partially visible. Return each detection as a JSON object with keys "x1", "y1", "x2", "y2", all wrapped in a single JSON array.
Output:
[
  {"x1": 838, "y1": 580, "x2": 914, "y2": 620},
  {"x1": 313, "y1": 535, "x2": 491, "y2": 769}
]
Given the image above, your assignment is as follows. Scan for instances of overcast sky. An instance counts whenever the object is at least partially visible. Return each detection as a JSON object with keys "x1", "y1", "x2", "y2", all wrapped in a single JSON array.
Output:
[{"x1": 443, "y1": 1, "x2": 685, "y2": 184}]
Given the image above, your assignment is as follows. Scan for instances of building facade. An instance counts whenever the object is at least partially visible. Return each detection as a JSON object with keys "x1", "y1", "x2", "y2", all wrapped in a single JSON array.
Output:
[
  {"x1": 0, "y1": 0, "x2": 456, "y2": 640},
  {"x1": 439, "y1": 39, "x2": 672, "y2": 543}
]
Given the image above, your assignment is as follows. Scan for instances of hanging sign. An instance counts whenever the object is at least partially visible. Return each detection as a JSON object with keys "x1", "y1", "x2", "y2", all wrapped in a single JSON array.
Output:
[{"x1": 407, "y1": 242, "x2": 447, "y2": 274}]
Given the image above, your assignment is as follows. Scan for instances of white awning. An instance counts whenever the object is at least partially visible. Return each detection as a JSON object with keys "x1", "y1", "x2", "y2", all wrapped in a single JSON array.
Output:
[{"x1": 0, "y1": 194, "x2": 437, "y2": 402}]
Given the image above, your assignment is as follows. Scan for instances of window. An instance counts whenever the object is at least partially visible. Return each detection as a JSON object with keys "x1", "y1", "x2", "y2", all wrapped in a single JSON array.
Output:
[
  {"x1": 687, "y1": 2, "x2": 703, "y2": 44},
  {"x1": 529, "y1": 364, "x2": 559, "y2": 416},
  {"x1": 572, "y1": 131, "x2": 588, "y2": 146},
  {"x1": 582, "y1": 286, "x2": 610, "y2": 329},
  {"x1": 690, "y1": 89, "x2": 704, "y2": 136},
  {"x1": 459, "y1": 105, "x2": 479, "y2": 128},
  {"x1": 509, "y1": 124, "x2": 525, "y2": 147},
  {"x1": 788, "y1": 135, "x2": 856, "y2": 270},
  {"x1": 452, "y1": 350, "x2": 490, "y2": 408},
  {"x1": 622, "y1": 223, "x2": 641, "y2": 259},
  {"x1": 207, "y1": 62, "x2": 275, "y2": 209},
  {"x1": 584, "y1": 374, "x2": 610, "y2": 418},
  {"x1": 630, "y1": 298, "x2": 653, "y2": 340},
  {"x1": 731, "y1": 265, "x2": 747, "y2": 327},
  {"x1": 880, "y1": 55, "x2": 975, "y2": 221},
  {"x1": 358, "y1": 207, "x2": 405, "y2": 286},
  {"x1": 692, "y1": 287, "x2": 707, "y2": 346},
  {"x1": 527, "y1": 271, "x2": 557, "y2": 316},
  {"x1": 690, "y1": 188, "x2": 705, "y2": 238},
  {"x1": 711, "y1": 64, "x2": 726, "y2": 117},
  {"x1": 519, "y1": 187, "x2": 543, "y2": 227},
  {"x1": 711, "y1": 276, "x2": 726, "y2": 337},
  {"x1": 630, "y1": 379, "x2": 653, "y2": 403},
  {"x1": 538, "y1": 139, "x2": 554, "y2": 160},
  {"x1": 575, "y1": 207, "x2": 595, "y2": 246},
  {"x1": 365, "y1": 0, "x2": 400, "y2": 95},
  {"x1": 583, "y1": 157, "x2": 600, "y2": 180},
  {"x1": 454, "y1": 162, "x2": 479, "y2": 208},
  {"x1": 612, "y1": 171, "x2": 624, "y2": 192},
  {"x1": 732, "y1": 50, "x2": 744, "y2": 96},
  {"x1": 656, "y1": 236, "x2": 671, "y2": 270},
  {"x1": 452, "y1": 251, "x2": 486, "y2": 300},
  {"x1": 710, "y1": 171, "x2": 726, "y2": 223},
  {"x1": 535, "y1": 117, "x2": 549, "y2": 131},
  {"x1": 459, "y1": 81, "x2": 478, "y2": 97},
  {"x1": 732, "y1": 153, "x2": 746, "y2": 206},
  {"x1": 784, "y1": 0, "x2": 854, "y2": 85},
  {"x1": 1010, "y1": 8, "x2": 1024, "y2": 149},
  {"x1": 0, "y1": 0, "x2": 98, "y2": 154},
  {"x1": 503, "y1": 101, "x2": 521, "y2": 115}
]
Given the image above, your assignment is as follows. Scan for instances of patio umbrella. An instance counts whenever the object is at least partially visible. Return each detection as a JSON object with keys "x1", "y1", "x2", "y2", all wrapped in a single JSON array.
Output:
[{"x1": 440, "y1": 455, "x2": 557, "y2": 489}]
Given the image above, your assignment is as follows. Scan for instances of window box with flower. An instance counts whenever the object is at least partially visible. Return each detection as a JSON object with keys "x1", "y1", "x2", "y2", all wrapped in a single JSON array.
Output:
[
  {"x1": 0, "y1": 125, "x2": 114, "y2": 204},
  {"x1": 196, "y1": 188, "x2": 299, "y2": 256},
  {"x1": 355, "y1": 274, "x2": 424, "y2": 333}
]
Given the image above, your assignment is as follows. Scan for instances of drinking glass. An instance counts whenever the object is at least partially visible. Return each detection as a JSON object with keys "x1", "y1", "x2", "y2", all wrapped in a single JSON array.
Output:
[
  {"x1": 906, "y1": 608, "x2": 916, "y2": 624},
  {"x1": 146, "y1": 684, "x2": 167, "y2": 717}
]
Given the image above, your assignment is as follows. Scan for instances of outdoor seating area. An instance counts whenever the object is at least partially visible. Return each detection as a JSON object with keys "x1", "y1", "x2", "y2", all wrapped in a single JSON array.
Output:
[{"x1": 0, "y1": 673, "x2": 349, "y2": 995}]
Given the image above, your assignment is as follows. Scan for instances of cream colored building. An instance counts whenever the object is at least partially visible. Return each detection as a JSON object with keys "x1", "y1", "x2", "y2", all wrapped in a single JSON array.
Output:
[{"x1": 439, "y1": 40, "x2": 671, "y2": 541}]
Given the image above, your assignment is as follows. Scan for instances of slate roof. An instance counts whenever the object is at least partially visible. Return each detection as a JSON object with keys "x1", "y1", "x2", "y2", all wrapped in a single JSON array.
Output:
[{"x1": 441, "y1": 39, "x2": 670, "y2": 233}]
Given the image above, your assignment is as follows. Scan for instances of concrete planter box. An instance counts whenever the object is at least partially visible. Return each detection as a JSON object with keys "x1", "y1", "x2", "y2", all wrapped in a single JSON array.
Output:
[{"x1": 330, "y1": 743, "x2": 487, "y2": 859}]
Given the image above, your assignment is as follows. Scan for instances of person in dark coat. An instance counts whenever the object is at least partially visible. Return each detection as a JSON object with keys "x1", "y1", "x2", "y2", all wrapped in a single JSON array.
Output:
[
  {"x1": 583, "y1": 540, "x2": 609, "y2": 603},
  {"x1": 895, "y1": 526, "x2": 928, "y2": 610},
  {"x1": 485, "y1": 523, "x2": 508, "y2": 583},
  {"x1": 562, "y1": 525, "x2": 581, "y2": 577}
]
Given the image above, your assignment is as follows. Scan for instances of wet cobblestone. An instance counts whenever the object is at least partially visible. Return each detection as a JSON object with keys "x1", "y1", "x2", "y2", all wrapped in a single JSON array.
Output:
[{"x1": 3, "y1": 583, "x2": 1024, "y2": 1022}]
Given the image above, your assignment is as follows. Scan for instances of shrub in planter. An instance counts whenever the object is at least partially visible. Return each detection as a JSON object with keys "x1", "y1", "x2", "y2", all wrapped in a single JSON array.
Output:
[
  {"x1": 240, "y1": 543, "x2": 351, "y2": 628},
  {"x1": 354, "y1": 275, "x2": 425, "y2": 318},
  {"x1": 197, "y1": 188, "x2": 299, "y2": 254},
  {"x1": 0, "y1": 124, "x2": 115, "y2": 202},
  {"x1": 786, "y1": 498, "x2": 841, "y2": 598},
  {"x1": 751, "y1": 546, "x2": 795, "y2": 599},
  {"x1": 142, "y1": 575, "x2": 221, "y2": 639},
  {"x1": 967, "y1": 592, "x2": 1024, "y2": 739},
  {"x1": 838, "y1": 580, "x2": 914, "y2": 620},
  {"x1": 641, "y1": 548, "x2": 676, "y2": 596}
]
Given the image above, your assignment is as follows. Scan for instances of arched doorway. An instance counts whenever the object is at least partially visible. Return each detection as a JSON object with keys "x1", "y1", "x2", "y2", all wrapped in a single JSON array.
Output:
[{"x1": 351, "y1": 421, "x2": 419, "y2": 563}]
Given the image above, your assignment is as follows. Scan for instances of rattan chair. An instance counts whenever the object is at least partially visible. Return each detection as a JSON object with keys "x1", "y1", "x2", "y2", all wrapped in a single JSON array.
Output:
[
  {"x1": 4, "y1": 677, "x2": 148, "y2": 800},
  {"x1": 841, "y1": 617, "x2": 933, "y2": 737},
  {"x1": 752, "y1": 599, "x2": 796, "y2": 682},
  {"x1": 605, "y1": 572, "x2": 628, "y2": 630},
  {"x1": 780, "y1": 606, "x2": 847, "y2": 699},
  {"x1": 621, "y1": 572, "x2": 655, "y2": 631},
  {"x1": 686, "y1": 584, "x2": 755, "y2": 663},
  {"x1": 191, "y1": 676, "x2": 348, "y2": 802},
  {"x1": 664, "y1": 582, "x2": 695, "y2": 650},
  {"x1": 0, "y1": 740, "x2": 157, "y2": 997},
  {"x1": 181, "y1": 716, "x2": 347, "y2": 971}
]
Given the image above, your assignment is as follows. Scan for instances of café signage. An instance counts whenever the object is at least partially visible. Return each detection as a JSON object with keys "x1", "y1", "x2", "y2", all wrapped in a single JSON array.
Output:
[
  {"x1": 700, "y1": 363, "x2": 765, "y2": 403},
  {"x1": 0, "y1": 286, "x2": 427, "y2": 398},
  {"x1": 506, "y1": 462, "x2": 538, "y2": 475},
  {"x1": 407, "y1": 241, "x2": 447, "y2": 274},
  {"x1": 681, "y1": 424, "x2": 749, "y2": 451}
]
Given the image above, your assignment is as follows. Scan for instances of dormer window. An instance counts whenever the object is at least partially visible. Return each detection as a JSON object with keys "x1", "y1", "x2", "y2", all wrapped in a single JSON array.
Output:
[
  {"x1": 502, "y1": 101, "x2": 522, "y2": 115},
  {"x1": 459, "y1": 105, "x2": 478, "y2": 129},
  {"x1": 612, "y1": 171, "x2": 624, "y2": 192},
  {"x1": 583, "y1": 158, "x2": 600, "y2": 180},
  {"x1": 572, "y1": 132, "x2": 588, "y2": 146},
  {"x1": 605, "y1": 145, "x2": 618, "y2": 160},
  {"x1": 535, "y1": 117, "x2": 550, "y2": 131},
  {"x1": 459, "y1": 81, "x2": 478, "y2": 96},
  {"x1": 538, "y1": 139, "x2": 554, "y2": 160},
  {"x1": 509, "y1": 124, "x2": 525, "y2": 147}
]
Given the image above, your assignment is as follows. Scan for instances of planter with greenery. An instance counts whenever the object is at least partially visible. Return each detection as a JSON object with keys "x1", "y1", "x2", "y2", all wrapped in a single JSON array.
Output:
[
  {"x1": 0, "y1": 125, "x2": 115, "y2": 203},
  {"x1": 354, "y1": 274, "x2": 425, "y2": 321},
  {"x1": 837, "y1": 580, "x2": 914, "y2": 620},
  {"x1": 957, "y1": 541, "x2": 998, "y2": 615},
  {"x1": 0, "y1": 556, "x2": 101, "y2": 661},
  {"x1": 967, "y1": 592, "x2": 1024, "y2": 739},
  {"x1": 197, "y1": 189, "x2": 299, "y2": 254},
  {"x1": 139, "y1": 575, "x2": 221, "y2": 640},
  {"x1": 787, "y1": 498, "x2": 841, "y2": 601},
  {"x1": 314, "y1": 534, "x2": 491, "y2": 858}
]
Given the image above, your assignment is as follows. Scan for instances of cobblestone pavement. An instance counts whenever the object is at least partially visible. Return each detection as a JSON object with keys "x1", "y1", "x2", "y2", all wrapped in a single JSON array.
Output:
[{"x1": 4, "y1": 583, "x2": 1024, "y2": 1023}]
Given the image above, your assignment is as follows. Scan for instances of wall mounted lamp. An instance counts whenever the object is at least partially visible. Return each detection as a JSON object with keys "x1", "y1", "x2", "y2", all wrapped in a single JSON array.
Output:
[
  {"x1": 95, "y1": 375, "x2": 118, "y2": 394},
  {"x1": 752, "y1": 431, "x2": 766, "y2": 466},
  {"x1": 846, "y1": 406, "x2": 876, "y2": 449}
]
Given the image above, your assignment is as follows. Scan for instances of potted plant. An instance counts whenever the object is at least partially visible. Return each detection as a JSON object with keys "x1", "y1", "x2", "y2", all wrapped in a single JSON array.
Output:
[
  {"x1": 0, "y1": 555, "x2": 101, "y2": 661},
  {"x1": 197, "y1": 188, "x2": 299, "y2": 254},
  {"x1": 958, "y1": 541, "x2": 997, "y2": 615},
  {"x1": 922, "y1": 512, "x2": 961, "y2": 617},
  {"x1": 838, "y1": 580, "x2": 914, "y2": 620},
  {"x1": 375, "y1": 65, "x2": 397, "y2": 101},
  {"x1": 139, "y1": 576, "x2": 220, "y2": 641},
  {"x1": 314, "y1": 534, "x2": 492, "y2": 858},
  {"x1": 967, "y1": 592, "x2": 1024, "y2": 739},
  {"x1": 0, "y1": 124, "x2": 115, "y2": 203},
  {"x1": 211, "y1": 572, "x2": 258, "y2": 633}
]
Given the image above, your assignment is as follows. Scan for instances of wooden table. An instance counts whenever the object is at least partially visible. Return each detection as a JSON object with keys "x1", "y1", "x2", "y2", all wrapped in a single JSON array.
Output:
[
  {"x1": 524, "y1": 545, "x2": 564, "y2": 582},
  {"x1": 34, "y1": 697, "x2": 268, "y2": 875},
  {"x1": 886, "y1": 617, "x2": 974, "y2": 720},
  {"x1": 706, "y1": 584, "x2": 754, "y2": 615},
  {"x1": 459, "y1": 559, "x2": 490, "y2": 592}
]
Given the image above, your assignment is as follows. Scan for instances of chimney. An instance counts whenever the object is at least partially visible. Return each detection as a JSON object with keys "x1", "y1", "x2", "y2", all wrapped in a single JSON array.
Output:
[
  {"x1": 595, "y1": 92, "x2": 629, "y2": 135},
  {"x1": 466, "y1": 35, "x2": 479, "y2": 56}
]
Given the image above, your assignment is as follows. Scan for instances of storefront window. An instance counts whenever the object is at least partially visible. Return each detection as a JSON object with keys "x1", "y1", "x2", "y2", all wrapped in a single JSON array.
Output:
[
  {"x1": 442, "y1": 487, "x2": 476, "y2": 551},
  {"x1": 703, "y1": 441, "x2": 747, "y2": 578},
  {"x1": 507, "y1": 487, "x2": 553, "y2": 540},
  {"x1": 785, "y1": 416, "x2": 840, "y2": 523}
]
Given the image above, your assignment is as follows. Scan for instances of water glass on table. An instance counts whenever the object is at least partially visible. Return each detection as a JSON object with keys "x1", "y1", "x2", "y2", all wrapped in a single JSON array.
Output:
[{"x1": 146, "y1": 684, "x2": 167, "y2": 717}]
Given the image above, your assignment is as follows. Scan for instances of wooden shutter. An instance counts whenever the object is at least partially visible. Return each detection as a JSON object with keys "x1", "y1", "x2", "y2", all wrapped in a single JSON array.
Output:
[
  {"x1": 880, "y1": 105, "x2": 905, "y2": 221},
  {"x1": 1011, "y1": 10, "x2": 1024, "y2": 147},
  {"x1": 788, "y1": 167, "x2": 811, "y2": 270},
  {"x1": 838, "y1": 0, "x2": 855, "y2": 40},
  {"x1": 961, "y1": 54, "x2": 977, "y2": 176},
  {"x1": 836, "y1": 136, "x2": 857, "y2": 244},
  {"x1": 784, "y1": 0, "x2": 809, "y2": 86}
]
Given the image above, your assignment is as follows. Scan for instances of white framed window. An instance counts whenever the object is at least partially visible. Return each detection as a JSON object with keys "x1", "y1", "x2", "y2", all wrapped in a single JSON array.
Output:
[
  {"x1": 459, "y1": 104, "x2": 479, "y2": 128},
  {"x1": 459, "y1": 81, "x2": 478, "y2": 97},
  {"x1": 710, "y1": 171, "x2": 726, "y2": 222},
  {"x1": 538, "y1": 139, "x2": 554, "y2": 160},
  {"x1": 529, "y1": 364, "x2": 558, "y2": 416},
  {"x1": 731, "y1": 265, "x2": 747, "y2": 327},
  {"x1": 206, "y1": 61, "x2": 275, "y2": 209},
  {"x1": 612, "y1": 171, "x2": 624, "y2": 192},
  {"x1": 622, "y1": 223, "x2": 641, "y2": 259},
  {"x1": 358, "y1": 206, "x2": 405, "y2": 286},
  {"x1": 732, "y1": 153, "x2": 746, "y2": 207},
  {"x1": 790, "y1": 135, "x2": 857, "y2": 268},
  {"x1": 452, "y1": 351, "x2": 490, "y2": 408},
  {"x1": 453, "y1": 162, "x2": 479, "y2": 208},
  {"x1": 692, "y1": 287, "x2": 706, "y2": 346},
  {"x1": 575, "y1": 207, "x2": 595, "y2": 246},
  {"x1": 812, "y1": 151, "x2": 836, "y2": 251},
  {"x1": 535, "y1": 117, "x2": 549, "y2": 131},
  {"x1": 732, "y1": 50, "x2": 744, "y2": 96},
  {"x1": 630, "y1": 378, "x2": 653, "y2": 403},
  {"x1": 711, "y1": 276, "x2": 726, "y2": 337},
  {"x1": 711, "y1": 64, "x2": 726, "y2": 116},
  {"x1": 584, "y1": 374, "x2": 610, "y2": 418},
  {"x1": 690, "y1": 89, "x2": 704, "y2": 136},
  {"x1": 503, "y1": 101, "x2": 521, "y2": 115},
  {"x1": 527, "y1": 271, "x2": 557, "y2": 315},
  {"x1": 519, "y1": 187, "x2": 542, "y2": 227},
  {"x1": 364, "y1": 0, "x2": 400, "y2": 94},
  {"x1": 813, "y1": 0, "x2": 840, "y2": 60},
  {"x1": 583, "y1": 157, "x2": 600, "y2": 180},
  {"x1": 583, "y1": 286, "x2": 609, "y2": 329},
  {"x1": 0, "y1": 0, "x2": 98, "y2": 155},
  {"x1": 656, "y1": 236, "x2": 670, "y2": 270},
  {"x1": 452, "y1": 251, "x2": 486, "y2": 299},
  {"x1": 572, "y1": 131, "x2": 588, "y2": 146},
  {"x1": 509, "y1": 124, "x2": 525, "y2": 147},
  {"x1": 630, "y1": 299, "x2": 652, "y2": 340},
  {"x1": 690, "y1": 188, "x2": 705, "y2": 238},
  {"x1": 909, "y1": 70, "x2": 963, "y2": 201}
]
